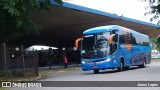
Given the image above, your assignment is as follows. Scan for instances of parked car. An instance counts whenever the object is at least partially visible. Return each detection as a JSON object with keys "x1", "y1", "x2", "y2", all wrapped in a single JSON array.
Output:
[{"x1": 151, "y1": 50, "x2": 160, "y2": 59}]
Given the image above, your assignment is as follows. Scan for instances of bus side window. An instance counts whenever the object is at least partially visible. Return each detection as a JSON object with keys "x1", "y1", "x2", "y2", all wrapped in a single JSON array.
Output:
[
  {"x1": 110, "y1": 30, "x2": 118, "y2": 54},
  {"x1": 124, "y1": 32, "x2": 131, "y2": 44},
  {"x1": 130, "y1": 33, "x2": 137, "y2": 45},
  {"x1": 111, "y1": 30, "x2": 118, "y2": 42},
  {"x1": 113, "y1": 35, "x2": 118, "y2": 49},
  {"x1": 119, "y1": 30, "x2": 125, "y2": 44}
]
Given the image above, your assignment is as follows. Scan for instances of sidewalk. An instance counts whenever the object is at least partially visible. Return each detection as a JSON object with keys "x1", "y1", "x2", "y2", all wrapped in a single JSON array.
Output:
[
  {"x1": 1, "y1": 64, "x2": 81, "y2": 81},
  {"x1": 38, "y1": 64, "x2": 81, "y2": 80},
  {"x1": 39, "y1": 63, "x2": 80, "y2": 70}
]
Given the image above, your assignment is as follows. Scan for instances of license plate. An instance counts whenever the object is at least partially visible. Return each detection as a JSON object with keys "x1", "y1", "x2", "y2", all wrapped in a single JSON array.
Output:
[{"x1": 93, "y1": 66, "x2": 98, "y2": 68}]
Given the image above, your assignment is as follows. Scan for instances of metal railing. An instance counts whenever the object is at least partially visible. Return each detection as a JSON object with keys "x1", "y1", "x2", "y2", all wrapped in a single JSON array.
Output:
[{"x1": 0, "y1": 43, "x2": 39, "y2": 81}]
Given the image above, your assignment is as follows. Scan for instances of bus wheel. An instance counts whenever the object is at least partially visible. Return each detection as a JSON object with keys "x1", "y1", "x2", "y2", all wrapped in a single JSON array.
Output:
[
  {"x1": 139, "y1": 58, "x2": 146, "y2": 68},
  {"x1": 123, "y1": 66, "x2": 129, "y2": 71},
  {"x1": 94, "y1": 70, "x2": 99, "y2": 74},
  {"x1": 117, "y1": 62, "x2": 123, "y2": 72}
]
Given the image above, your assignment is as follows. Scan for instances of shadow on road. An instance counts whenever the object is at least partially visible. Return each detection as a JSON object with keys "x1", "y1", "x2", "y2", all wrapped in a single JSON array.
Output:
[{"x1": 82, "y1": 66, "x2": 149, "y2": 75}]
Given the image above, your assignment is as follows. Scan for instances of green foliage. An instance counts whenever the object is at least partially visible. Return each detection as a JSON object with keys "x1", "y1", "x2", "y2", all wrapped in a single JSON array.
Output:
[
  {"x1": 0, "y1": 0, "x2": 62, "y2": 43},
  {"x1": 158, "y1": 35, "x2": 160, "y2": 43},
  {"x1": 0, "y1": 0, "x2": 40, "y2": 32},
  {"x1": 11, "y1": 70, "x2": 23, "y2": 77},
  {"x1": 40, "y1": 0, "x2": 63, "y2": 10},
  {"x1": 150, "y1": 37, "x2": 160, "y2": 50},
  {"x1": 0, "y1": 87, "x2": 5, "y2": 90},
  {"x1": 54, "y1": 0, "x2": 63, "y2": 5},
  {"x1": 141, "y1": 0, "x2": 160, "y2": 25}
]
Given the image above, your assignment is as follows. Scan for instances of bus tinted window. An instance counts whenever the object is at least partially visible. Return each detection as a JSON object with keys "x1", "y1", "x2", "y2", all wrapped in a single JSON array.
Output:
[
  {"x1": 130, "y1": 33, "x2": 149, "y2": 46},
  {"x1": 119, "y1": 30, "x2": 125, "y2": 44},
  {"x1": 130, "y1": 33, "x2": 137, "y2": 44}
]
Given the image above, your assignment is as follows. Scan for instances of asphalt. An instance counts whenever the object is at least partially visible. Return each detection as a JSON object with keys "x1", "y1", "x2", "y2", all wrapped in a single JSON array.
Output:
[
  {"x1": 11, "y1": 59, "x2": 160, "y2": 81},
  {"x1": 7, "y1": 59, "x2": 160, "y2": 90}
]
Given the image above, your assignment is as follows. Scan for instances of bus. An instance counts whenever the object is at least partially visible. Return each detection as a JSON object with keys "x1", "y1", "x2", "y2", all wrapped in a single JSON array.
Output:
[{"x1": 75, "y1": 25, "x2": 151, "y2": 74}]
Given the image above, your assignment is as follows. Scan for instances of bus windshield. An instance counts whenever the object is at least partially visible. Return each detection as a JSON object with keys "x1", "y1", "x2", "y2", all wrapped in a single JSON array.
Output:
[{"x1": 81, "y1": 32, "x2": 110, "y2": 59}]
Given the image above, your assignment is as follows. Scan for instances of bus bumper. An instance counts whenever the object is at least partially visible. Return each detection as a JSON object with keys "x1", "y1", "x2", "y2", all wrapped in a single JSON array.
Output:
[{"x1": 81, "y1": 60, "x2": 114, "y2": 71}]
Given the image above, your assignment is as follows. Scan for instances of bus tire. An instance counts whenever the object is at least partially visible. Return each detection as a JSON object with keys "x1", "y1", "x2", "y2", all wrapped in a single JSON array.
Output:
[
  {"x1": 94, "y1": 70, "x2": 99, "y2": 74},
  {"x1": 139, "y1": 58, "x2": 146, "y2": 68},
  {"x1": 117, "y1": 62, "x2": 123, "y2": 72},
  {"x1": 123, "y1": 66, "x2": 129, "y2": 71}
]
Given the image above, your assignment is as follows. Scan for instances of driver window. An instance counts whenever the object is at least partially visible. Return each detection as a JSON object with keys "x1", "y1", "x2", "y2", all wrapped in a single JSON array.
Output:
[
  {"x1": 110, "y1": 30, "x2": 118, "y2": 54},
  {"x1": 112, "y1": 30, "x2": 118, "y2": 42}
]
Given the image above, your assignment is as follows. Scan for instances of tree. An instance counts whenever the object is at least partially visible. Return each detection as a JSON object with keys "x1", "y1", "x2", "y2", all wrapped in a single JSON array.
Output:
[
  {"x1": 0, "y1": 0, "x2": 62, "y2": 43},
  {"x1": 142, "y1": 0, "x2": 160, "y2": 50},
  {"x1": 150, "y1": 37, "x2": 160, "y2": 50},
  {"x1": 158, "y1": 35, "x2": 160, "y2": 43},
  {"x1": 142, "y1": 0, "x2": 160, "y2": 25}
]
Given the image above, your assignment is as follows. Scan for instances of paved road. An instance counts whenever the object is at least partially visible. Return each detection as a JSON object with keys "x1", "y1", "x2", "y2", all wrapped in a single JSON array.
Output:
[
  {"x1": 41, "y1": 60, "x2": 160, "y2": 81},
  {"x1": 8, "y1": 59, "x2": 160, "y2": 90}
]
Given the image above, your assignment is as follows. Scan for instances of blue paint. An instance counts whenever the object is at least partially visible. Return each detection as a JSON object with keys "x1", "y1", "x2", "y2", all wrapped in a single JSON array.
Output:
[{"x1": 80, "y1": 25, "x2": 151, "y2": 71}]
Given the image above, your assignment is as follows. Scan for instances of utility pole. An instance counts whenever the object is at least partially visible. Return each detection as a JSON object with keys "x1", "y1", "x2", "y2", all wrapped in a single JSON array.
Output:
[{"x1": 3, "y1": 43, "x2": 7, "y2": 81}]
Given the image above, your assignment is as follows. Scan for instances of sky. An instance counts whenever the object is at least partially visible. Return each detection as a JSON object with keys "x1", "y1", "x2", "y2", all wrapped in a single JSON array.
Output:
[{"x1": 64, "y1": 0, "x2": 158, "y2": 24}]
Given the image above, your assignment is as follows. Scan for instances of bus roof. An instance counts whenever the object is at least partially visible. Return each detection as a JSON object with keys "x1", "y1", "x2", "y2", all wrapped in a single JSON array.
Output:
[{"x1": 83, "y1": 25, "x2": 148, "y2": 37}]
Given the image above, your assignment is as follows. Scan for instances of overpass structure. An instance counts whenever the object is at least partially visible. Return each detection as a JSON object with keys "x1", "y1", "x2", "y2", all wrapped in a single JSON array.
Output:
[{"x1": 9, "y1": 1, "x2": 160, "y2": 48}]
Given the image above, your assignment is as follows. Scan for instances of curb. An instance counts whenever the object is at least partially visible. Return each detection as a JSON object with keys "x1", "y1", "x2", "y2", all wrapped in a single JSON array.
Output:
[
  {"x1": 19, "y1": 67, "x2": 81, "y2": 81},
  {"x1": 13, "y1": 74, "x2": 47, "y2": 81},
  {"x1": 40, "y1": 67, "x2": 81, "y2": 74}
]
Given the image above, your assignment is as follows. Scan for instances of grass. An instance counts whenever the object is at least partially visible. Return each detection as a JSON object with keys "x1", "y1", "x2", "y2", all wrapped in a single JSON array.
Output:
[
  {"x1": 0, "y1": 73, "x2": 39, "y2": 81},
  {"x1": 0, "y1": 88, "x2": 5, "y2": 90}
]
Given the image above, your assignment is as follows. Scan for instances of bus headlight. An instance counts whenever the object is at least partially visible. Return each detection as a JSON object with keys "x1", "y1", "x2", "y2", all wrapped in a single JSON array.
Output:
[
  {"x1": 81, "y1": 61, "x2": 86, "y2": 64},
  {"x1": 106, "y1": 58, "x2": 111, "y2": 62}
]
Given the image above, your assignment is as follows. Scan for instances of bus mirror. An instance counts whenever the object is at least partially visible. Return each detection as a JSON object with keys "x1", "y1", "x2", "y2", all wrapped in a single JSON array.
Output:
[
  {"x1": 75, "y1": 38, "x2": 82, "y2": 48},
  {"x1": 109, "y1": 34, "x2": 115, "y2": 44}
]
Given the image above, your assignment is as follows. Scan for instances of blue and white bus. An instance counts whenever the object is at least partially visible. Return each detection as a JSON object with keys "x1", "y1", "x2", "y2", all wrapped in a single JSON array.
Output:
[{"x1": 76, "y1": 25, "x2": 151, "y2": 74}]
